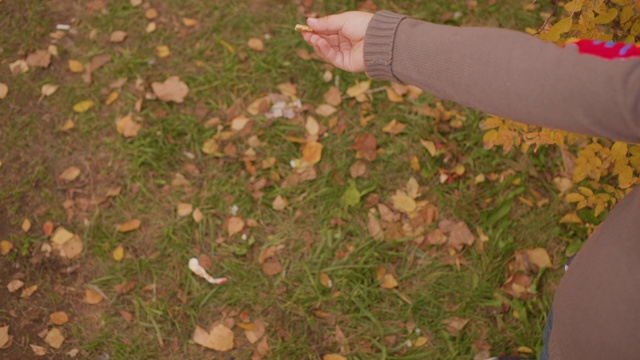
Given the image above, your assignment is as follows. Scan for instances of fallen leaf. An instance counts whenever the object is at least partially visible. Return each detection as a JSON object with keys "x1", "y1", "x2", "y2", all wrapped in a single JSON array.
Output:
[
  {"x1": 442, "y1": 317, "x2": 469, "y2": 336},
  {"x1": 73, "y1": 100, "x2": 94, "y2": 113},
  {"x1": 391, "y1": 194, "x2": 416, "y2": 214},
  {"x1": 156, "y1": 45, "x2": 170, "y2": 58},
  {"x1": 59, "y1": 166, "x2": 81, "y2": 181},
  {"x1": 302, "y1": 142, "x2": 323, "y2": 164},
  {"x1": 205, "y1": 324, "x2": 235, "y2": 351},
  {"x1": 119, "y1": 310, "x2": 134, "y2": 322},
  {"x1": 227, "y1": 216, "x2": 245, "y2": 236},
  {"x1": 525, "y1": 248, "x2": 552, "y2": 269},
  {"x1": 31, "y1": 344, "x2": 46, "y2": 356},
  {"x1": 146, "y1": 22, "x2": 157, "y2": 33},
  {"x1": 177, "y1": 203, "x2": 193, "y2": 217},
  {"x1": 68, "y1": 60, "x2": 84, "y2": 73},
  {"x1": 192, "y1": 208, "x2": 204, "y2": 223},
  {"x1": 113, "y1": 244, "x2": 124, "y2": 261},
  {"x1": 305, "y1": 116, "x2": 320, "y2": 136},
  {"x1": 367, "y1": 212, "x2": 383, "y2": 240},
  {"x1": 323, "y1": 354, "x2": 347, "y2": 360},
  {"x1": 350, "y1": 161, "x2": 366, "y2": 178},
  {"x1": 50, "y1": 311, "x2": 69, "y2": 325},
  {"x1": 130, "y1": 0, "x2": 142, "y2": 6},
  {"x1": 26, "y1": 50, "x2": 51, "y2": 68},
  {"x1": 262, "y1": 260, "x2": 282, "y2": 276},
  {"x1": 152, "y1": 76, "x2": 189, "y2": 103},
  {"x1": 320, "y1": 272, "x2": 332, "y2": 288},
  {"x1": 61, "y1": 120, "x2": 75, "y2": 131},
  {"x1": 245, "y1": 318, "x2": 266, "y2": 344},
  {"x1": 9, "y1": 59, "x2": 29, "y2": 75},
  {"x1": 21, "y1": 285, "x2": 38, "y2": 298},
  {"x1": 0, "y1": 326, "x2": 9, "y2": 348},
  {"x1": 44, "y1": 328, "x2": 64, "y2": 349},
  {"x1": 51, "y1": 227, "x2": 74, "y2": 245},
  {"x1": 105, "y1": 91, "x2": 119, "y2": 105},
  {"x1": 118, "y1": 219, "x2": 141, "y2": 232},
  {"x1": 420, "y1": 139, "x2": 437, "y2": 156},
  {"x1": 385, "y1": 86, "x2": 404, "y2": 102},
  {"x1": 380, "y1": 273, "x2": 398, "y2": 289},
  {"x1": 272, "y1": 195, "x2": 287, "y2": 211},
  {"x1": 323, "y1": 86, "x2": 342, "y2": 106},
  {"x1": 89, "y1": 54, "x2": 112, "y2": 72},
  {"x1": 382, "y1": 119, "x2": 407, "y2": 135},
  {"x1": 414, "y1": 336, "x2": 428, "y2": 347},
  {"x1": 0, "y1": 83, "x2": 8, "y2": 99},
  {"x1": 248, "y1": 38, "x2": 264, "y2": 51},
  {"x1": 85, "y1": 288, "x2": 104, "y2": 304},
  {"x1": 41, "y1": 84, "x2": 59, "y2": 97},
  {"x1": 182, "y1": 17, "x2": 198, "y2": 27},
  {"x1": 346, "y1": 81, "x2": 371, "y2": 97},
  {"x1": 0, "y1": 240, "x2": 13, "y2": 255},
  {"x1": 351, "y1": 134, "x2": 377, "y2": 161},
  {"x1": 202, "y1": 138, "x2": 219, "y2": 154},
  {"x1": 109, "y1": 30, "x2": 127, "y2": 43},
  {"x1": 115, "y1": 114, "x2": 142, "y2": 138},
  {"x1": 7, "y1": 279, "x2": 24, "y2": 293},
  {"x1": 21, "y1": 218, "x2": 31, "y2": 233},
  {"x1": 254, "y1": 335, "x2": 271, "y2": 358},
  {"x1": 448, "y1": 221, "x2": 475, "y2": 250},
  {"x1": 197, "y1": 254, "x2": 212, "y2": 270},
  {"x1": 231, "y1": 115, "x2": 250, "y2": 132},
  {"x1": 62, "y1": 236, "x2": 83, "y2": 259},
  {"x1": 315, "y1": 104, "x2": 337, "y2": 117},
  {"x1": 145, "y1": 8, "x2": 158, "y2": 19}
]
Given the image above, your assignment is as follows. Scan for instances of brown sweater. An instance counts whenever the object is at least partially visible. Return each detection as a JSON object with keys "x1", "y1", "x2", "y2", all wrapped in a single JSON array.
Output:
[{"x1": 363, "y1": 11, "x2": 640, "y2": 360}]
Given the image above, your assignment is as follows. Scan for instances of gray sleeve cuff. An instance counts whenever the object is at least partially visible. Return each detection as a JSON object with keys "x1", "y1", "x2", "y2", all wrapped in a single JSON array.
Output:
[{"x1": 363, "y1": 10, "x2": 408, "y2": 82}]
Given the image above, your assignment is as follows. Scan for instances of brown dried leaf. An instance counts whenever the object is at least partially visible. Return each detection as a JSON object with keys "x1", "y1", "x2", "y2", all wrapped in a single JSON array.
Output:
[
  {"x1": 0, "y1": 240, "x2": 12, "y2": 255},
  {"x1": 9, "y1": 59, "x2": 29, "y2": 75},
  {"x1": 0, "y1": 326, "x2": 9, "y2": 349},
  {"x1": 227, "y1": 216, "x2": 245, "y2": 236},
  {"x1": 381, "y1": 119, "x2": 407, "y2": 135},
  {"x1": 21, "y1": 285, "x2": 38, "y2": 298},
  {"x1": 192, "y1": 208, "x2": 204, "y2": 223},
  {"x1": 26, "y1": 50, "x2": 51, "y2": 68},
  {"x1": 119, "y1": 310, "x2": 134, "y2": 322},
  {"x1": 177, "y1": 203, "x2": 193, "y2": 217},
  {"x1": 448, "y1": 222, "x2": 475, "y2": 250},
  {"x1": 262, "y1": 260, "x2": 282, "y2": 276},
  {"x1": 323, "y1": 86, "x2": 342, "y2": 106},
  {"x1": 31, "y1": 344, "x2": 46, "y2": 356},
  {"x1": 152, "y1": 76, "x2": 189, "y2": 103},
  {"x1": 68, "y1": 60, "x2": 84, "y2": 73},
  {"x1": 346, "y1": 81, "x2": 370, "y2": 97},
  {"x1": 115, "y1": 114, "x2": 142, "y2": 138},
  {"x1": 349, "y1": 161, "x2": 366, "y2": 178},
  {"x1": 248, "y1": 38, "x2": 264, "y2": 51},
  {"x1": 0, "y1": 83, "x2": 8, "y2": 99},
  {"x1": 315, "y1": 104, "x2": 337, "y2": 117},
  {"x1": 302, "y1": 142, "x2": 323, "y2": 165},
  {"x1": 272, "y1": 195, "x2": 287, "y2": 211},
  {"x1": 41, "y1": 84, "x2": 59, "y2": 97},
  {"x1": 380, "y1": 273, "x2": 398, "y2": 289},
  {"x1": 245, "y1": 318, "x2": 266, "y2": 344},
  {"x1": 204, "y1": 324, "x2": 234, "y2": 351},
  {"x1": 324, "y1": 355, "x2": 347, "y2": 360},
  {"x1": 51, "y1": 227, "x2": 74, "y2": 245},
  {"x1": 367, "y1": 212, "x2": 383, "y2": 240},
  {"x1": 63, "y1": 236, "x2": 83, "y2": 259},
  {"x1": 391, "y1": 193, "x2": 416, "y2": 214},
  {"x1": 351, "y1": 134, "x2": 377, "y2": 161},
  {"x1": 182, "y1": 17, "x2": 198, "y2": 27},
  {"x1": 442, "y1": 317, "x2": 469, "y2": 336},
  {"x1": 89, "y1": 54, "x2": 112, "y2": 72},
  {"x1": 7, "y1": 279, "x2": 24, "y2": 293}
]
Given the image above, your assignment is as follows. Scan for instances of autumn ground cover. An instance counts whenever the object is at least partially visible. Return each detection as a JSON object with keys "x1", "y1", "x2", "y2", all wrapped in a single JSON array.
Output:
[{"x1": 0, "y1": 0, "x2": 592, "y2": 359}]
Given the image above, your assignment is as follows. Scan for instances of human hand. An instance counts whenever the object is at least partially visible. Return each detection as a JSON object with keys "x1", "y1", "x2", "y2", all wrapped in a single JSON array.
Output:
[{"x1": 301, "y1": 11, "x2": 374, "y2": 73}]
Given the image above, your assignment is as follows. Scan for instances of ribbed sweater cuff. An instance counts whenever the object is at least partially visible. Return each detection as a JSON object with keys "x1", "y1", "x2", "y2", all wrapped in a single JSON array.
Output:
[{"x1": 364, "y1": 11, "x2": 407, "y2": 82}]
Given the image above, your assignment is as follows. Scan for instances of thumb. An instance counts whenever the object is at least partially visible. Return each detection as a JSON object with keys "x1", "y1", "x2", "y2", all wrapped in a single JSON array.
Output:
[{"x1": 307, "y1": 13, "x2": 351, "y2": 34}]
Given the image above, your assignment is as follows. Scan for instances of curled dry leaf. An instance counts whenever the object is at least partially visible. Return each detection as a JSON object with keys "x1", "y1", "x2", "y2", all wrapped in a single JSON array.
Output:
[
  {"x1": 151, "y1": 76, "x2": 189, "y2": 103},
  {"x1": 130, "y1": 0, "x2": 142, "y2": 6},
  {"x1": 50, "y1": 311, "x2": 69, "y2": 325},
  {"x1": 231, "y1": 115, "x2": 250, "y2": 132},
  {"x1": 146, "y1": 22, "x2": 157, "y2": 33},
  {"x1": 248, "y1": 38, "x2": 265, "y2": 51},
  {"x1": 118, "y1": 219, "x2": 141, "y2": 232},
  {"x1": 59, "y1": 166, "x2": 81, "y2": 181},
  {"x1": 109, "y1": 30, "x2": 127, "y2": 43},
  {"x1": 61, "y1": 236, "x2": 83, "y2": 259},
  {"x1": 0, "y1": 83, "x2": 8, "y2": 99},
  {"x1": 319, "y1": 272, "x2": 332, "y2": 288}
]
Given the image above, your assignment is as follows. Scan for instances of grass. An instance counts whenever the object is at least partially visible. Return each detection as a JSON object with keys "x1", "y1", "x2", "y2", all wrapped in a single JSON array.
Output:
[{"x1": 0, "y1": 0, "x2": 580, "y2": 359}]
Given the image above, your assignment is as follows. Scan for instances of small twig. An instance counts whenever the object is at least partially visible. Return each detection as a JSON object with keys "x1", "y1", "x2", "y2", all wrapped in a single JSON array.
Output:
[{"x1": 534, "y1": 2, "x2": 560, "y2": 36}]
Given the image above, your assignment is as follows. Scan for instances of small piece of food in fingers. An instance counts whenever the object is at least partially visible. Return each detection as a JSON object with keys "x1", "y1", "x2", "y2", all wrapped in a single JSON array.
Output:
[{"x1": 295, "y1": 24, "x2": 314, "y2": 33}]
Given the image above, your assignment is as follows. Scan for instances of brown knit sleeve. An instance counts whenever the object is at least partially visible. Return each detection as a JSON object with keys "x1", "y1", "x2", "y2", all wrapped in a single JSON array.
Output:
[{"x1": 363, "y1": 11, "x2": 640, "y2": 144}]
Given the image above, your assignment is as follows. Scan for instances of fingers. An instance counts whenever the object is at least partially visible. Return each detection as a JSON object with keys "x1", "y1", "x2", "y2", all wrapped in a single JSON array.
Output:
[{"x1": 306, "y1": 13, "x2": 351, "y2": 34}]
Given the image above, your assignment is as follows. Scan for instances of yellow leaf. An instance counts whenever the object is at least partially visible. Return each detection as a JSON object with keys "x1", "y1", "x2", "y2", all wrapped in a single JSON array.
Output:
[
  {"x1": 44, "y1": 328, "x2": 65, "y2": 349},
  {"x1": 202, "y1": 138, "x2": 219, "y2": 154},
  {"x1": 50, "y1": 311, "x2": 70, "y2": 325},
  {"x1": 41, "y1": 84, "x2": 59, "y2": 97},
  {"x1": 21, "y1": 285, "x2": 38, "y2": 298},
  {"x1": 0, "y1": 240, "x2": 13, "y2": 255},
  {"x1": 68, "y1": 59, "x2": 84, "y2": 73},
  {"x1": 248, "y1": 38, "x2": 265, "y2": 51},
  {"x1": 118, "y1": 219, "x2": 141, "y2": 233},
  {"x1": 105, "y1": 91, "x2": 119, "y2": 105},
  {"x1": 73, "y1": 100, "x2": 94, "y2": 113},
  {"x1": 385, "y1": 86, "x2": 404, "y2": 102},
  {"x1": 420, "y1": 139, "x2": 437, "y2": 156},
  {"x1": 21, "y1": 219, "x2": 32, "y2": 233},
  {"x1": 346, "y1": 81, "x2": 370, "y2": 98},
  {"x1": 113, "y1": 244, "x2": 124, "y2": 261},
  {"x1": 59, "y1": 166, "x2": 81, "y2": 181},
  {"x1": 544, "y1": 17, "x2": 573, "y2": 42},
  {"x1": 594, "y1": 7, "x2": 618, "y2": 24},
  {"x1": 410, "y1": 155, "x2": 420, "y2": 171},
  {"x1": 204, "y1": 324, "x2": 235, "y2": 351},
  {"x1": 156, "y1": 45, "x2": 170, "y2": 58},
  {"x1": 560, "y1": 212, "x2": 582, "y2": 224},
  {"x1": 392, "y1": 194, "x2": 416, "y2": 213},
  {"x1": 564, "y1": 0, "x2": 584, "y2": 12},
  {"x1": 115, "y1": 114, "x2": 141, "y2": 138},
  {"x1": 0, "y1": 83, "x2": 7, "y2": 100},
  {"x1": 320, "y1": 272, "x2": 332, "y2": 288},
  {"x1": 414, "y1": 336, "x2": 429, "y2": 347},
  {"x1": 380, "y1": 273, "x2": 398, "y2": 289},
  {"x1": 61, "y1": 119, "x2": 75, "y2": 131},
  {"x1": 480, "y1": 117, "x2": 502, "y2": 130},
  {"x1": 85, "y1": 288, "x2": 104, "y2": 304},
  {"x1": 565, "y1": 192, "x2": 585, "y2": 203},
  {"x1": 302, "y1": 142, "x2": 323, "y2": 164},
  {"x1": 182, "y1": 17, "x2": 198, "y2": 27},
  {"x1": 618, "y1": 165, "x2": 634, "y2": 188},
  {"x1": 323, "y1": 355, "x2": 347, "y2": 360}
]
